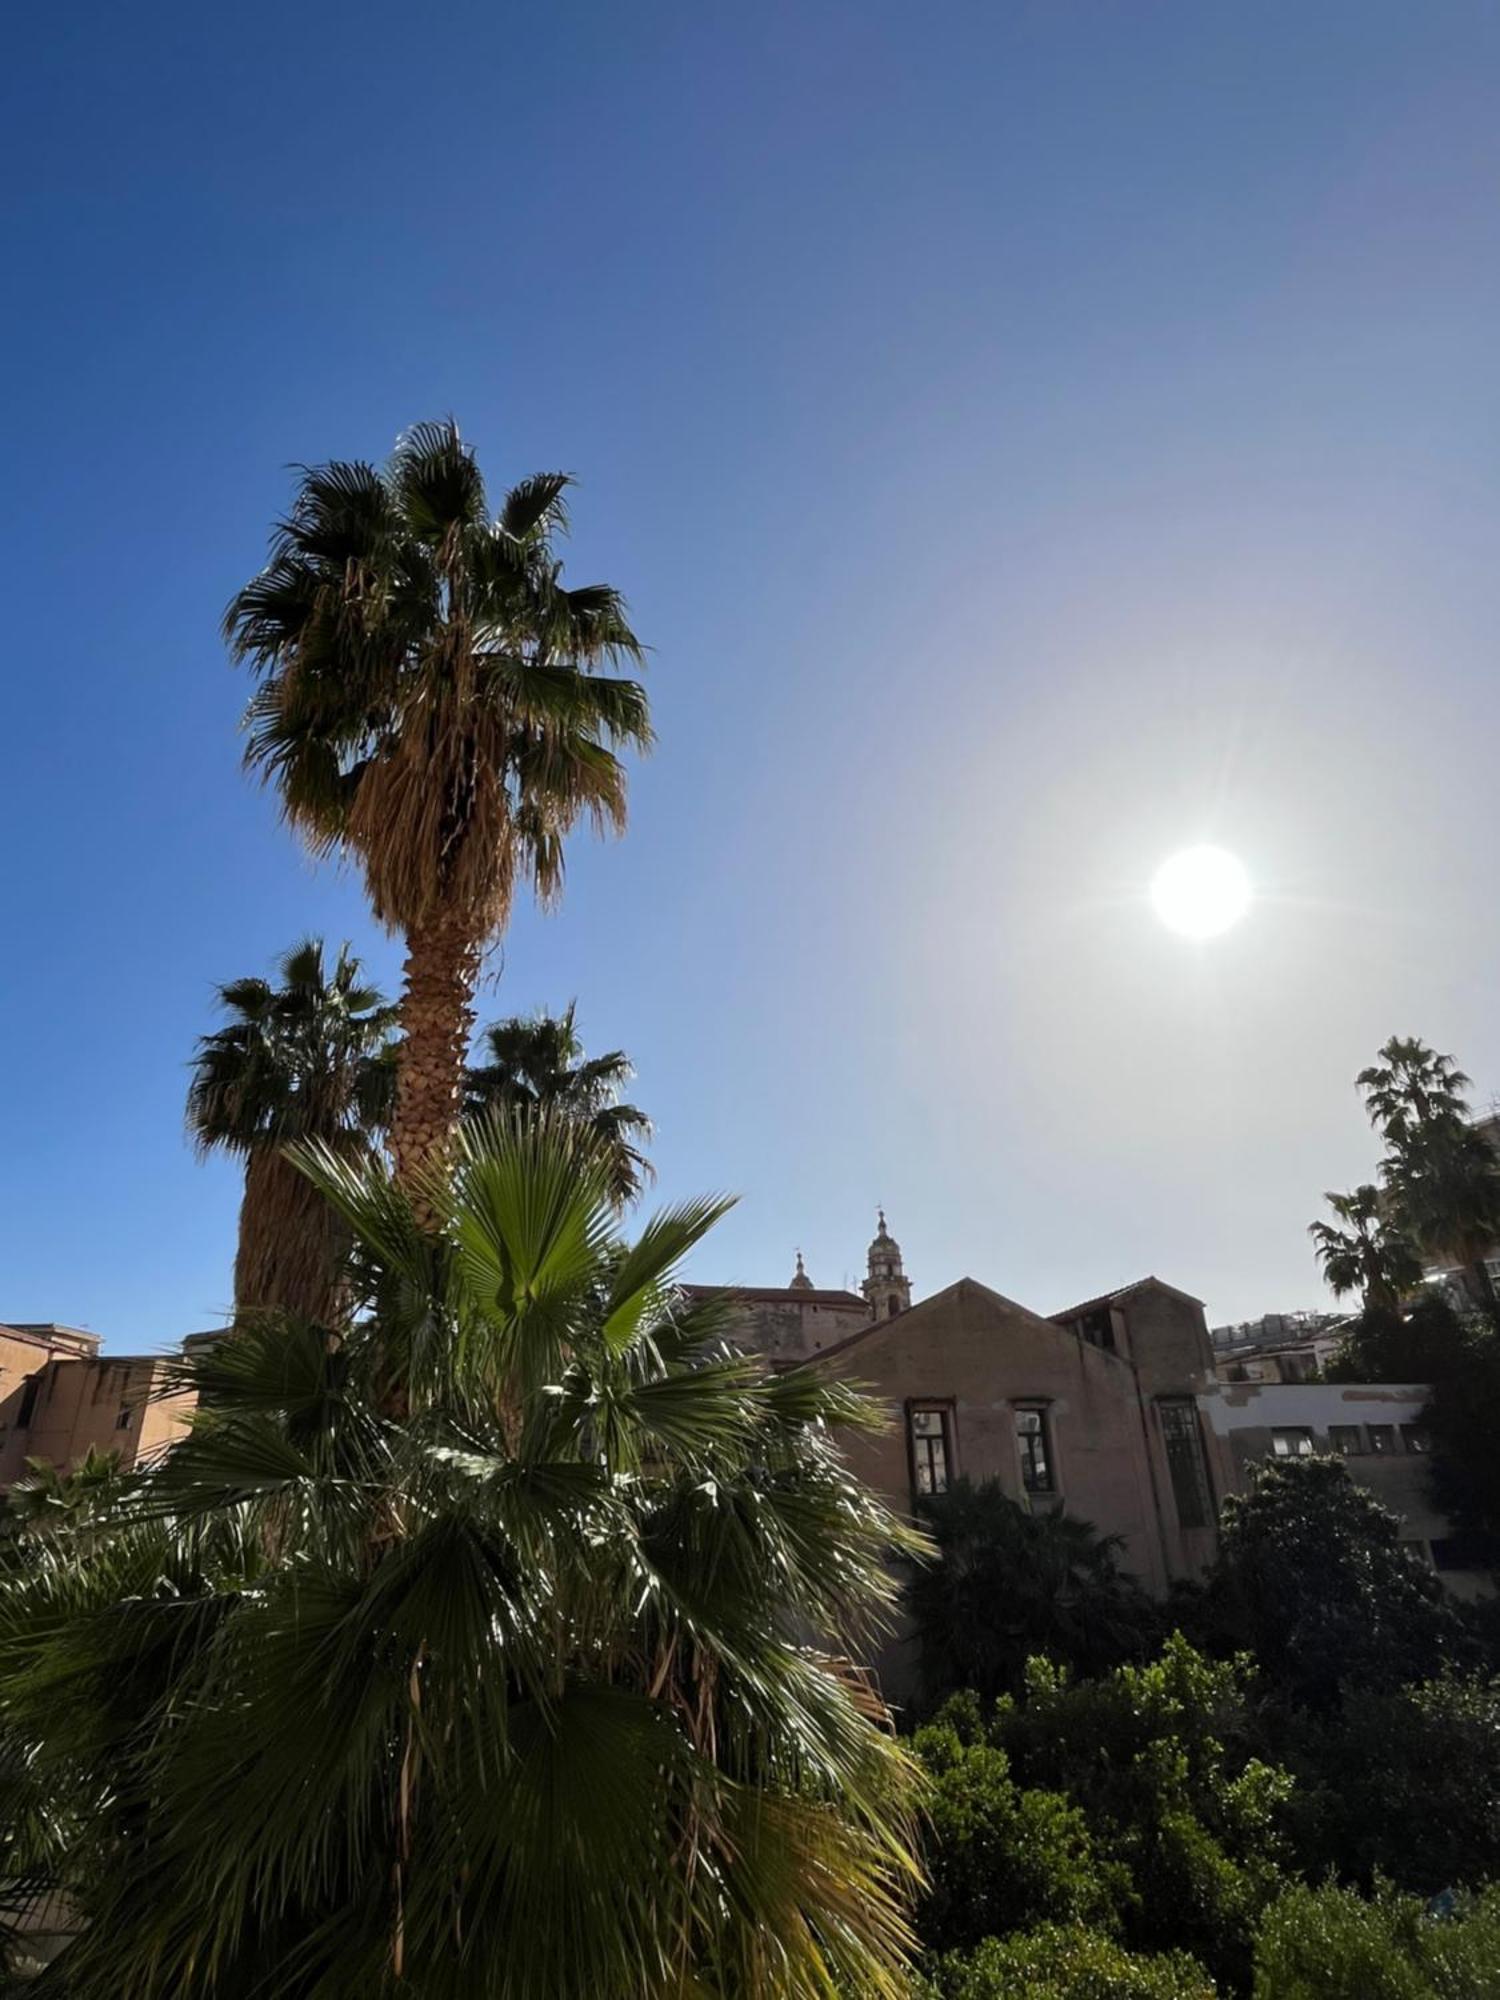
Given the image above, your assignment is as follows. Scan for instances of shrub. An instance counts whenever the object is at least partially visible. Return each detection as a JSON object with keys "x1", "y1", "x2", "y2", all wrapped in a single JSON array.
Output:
[
  {"x1": 1251, "y1": 1881, "x2": 1500, "y2": 1999},
  {"x1": 914, "y1": 1713, "x2": 1123, "y2": 1952},
  {"x1": 928, "y1": 1923, "x2": 1217, "y2": 1999},
  {"x1": 908, "y1": 1478, "x2": 1159, "y2": 1706},
  {"x1": 970, "y1": 1638, "x2": 1295, "y2": 1987},
  {"x1": 1288, "y1": 1674, "x2": 1500, "y2": 1895}
]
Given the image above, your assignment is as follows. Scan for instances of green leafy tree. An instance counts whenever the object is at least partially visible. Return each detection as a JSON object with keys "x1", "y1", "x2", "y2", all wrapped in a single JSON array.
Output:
[
  {"x1": 186, "y1": 938, "x2": 395, "y2": 1320},
  {"x1": 1308, "y1": 1186, "x2": 1422, "y2": 1314},
  {"x1": 0, "y1": 1117, "x2": 924, "y2": 1999},
  {"x1": 1288, "y1": 1674, "x2": 1500, "y2": 1896},
  {"x1": 913, "y1": 1699, "x2": 1123, "y2": 1953},
  {"x1": 1252, "y1": 1881, "x2": 1500, "y2": 2000},
  {"x1": 1356, "y1": 1037, "x2": 1500, "y2": 1308},
  {"x1": 465, "y1": 1002, "x2": 651, "y2": 1205},
  {"x1": 226, "y1": 423, "x2": 651, "y2": 1207},
  {"x1": 1321, "y1": 1295, "x2": 1474, "y2": 1385},
  {"x1": 1422, "y1": 1317, "x2": 1500, "y2": 1557},
  {"x1": 928, "y1": 1925, "x2": 1216, "y2": 2000},
  {"x1": 1201, "y1": 1453, "x2": 1466, "y2": 1708},
  {"x1": 988, "y1": 1638, "x2": 1294, "y2": 1988},
  {"x1": 908, "y1": 1478, "x2": 1158, "y2": 1705}
]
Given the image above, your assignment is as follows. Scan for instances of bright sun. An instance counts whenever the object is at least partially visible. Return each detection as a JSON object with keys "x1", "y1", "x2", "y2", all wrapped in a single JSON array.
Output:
[{"x1": 1150, "y1": 845, "x2": 1252, "y2": 938}]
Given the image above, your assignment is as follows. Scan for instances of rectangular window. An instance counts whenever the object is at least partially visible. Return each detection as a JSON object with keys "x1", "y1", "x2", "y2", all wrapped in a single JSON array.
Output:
[
  {"x1": 1160, "y1": 1399, "x2": 1213, "y2": 1530},
  {"x1": 15, "y1": 1376, "x2": 38, "y2": 1429},
  {"x1": 1401, "y1": 1424, "x2": 1431, "y2": 1454},
  {"x1": 1015, "y1": 1406, "x2": 1054, "y2": 1493},
  {"x1": 1079, "y1": 1307, "x2": 1116, "y2": 1355},
  {"x1": 115, "y1": 1404, "x2": 133, "y2": 1431},
  {"x1": 1327, "y1": 1425, "x2": 1364, "y2": 1456},
  {"x1": 1270, "y1": 1427, "x2": 1315, "y2": 1457},
  {"x1": 908, "y1": 1406, "x2": 952, "y2": 1498},
  {"x1": 1366, "y1": 1425, "x2": 1395, "y2": 1455}
]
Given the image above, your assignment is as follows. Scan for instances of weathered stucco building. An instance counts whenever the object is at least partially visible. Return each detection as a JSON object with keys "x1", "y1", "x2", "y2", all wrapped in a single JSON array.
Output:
[
  {"x1": 0, "y1": 1322, "x2": 196, "y2": 1483},
  {"x1": 697, "y1": 1216, "x2": 1485, "y2": 1615}
]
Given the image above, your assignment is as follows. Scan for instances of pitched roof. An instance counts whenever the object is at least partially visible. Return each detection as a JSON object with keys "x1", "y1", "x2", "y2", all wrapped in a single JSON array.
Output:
[
  {"x1": 1047, "y1": 1275, "x2": 1206, "y2": 1323},
  {"x1": 809, "y1": 1276, "x2": 1066, "y2": 1365}
]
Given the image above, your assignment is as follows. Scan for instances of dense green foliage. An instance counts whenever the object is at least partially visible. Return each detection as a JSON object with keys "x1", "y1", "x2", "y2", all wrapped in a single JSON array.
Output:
[
  {"x1": 908, "y1": 1479, "x2": 1158, "y2": 1704},
  {"x1": 1287, "y1": 1673, "x2": 1500, "y2": 1896},
  {"x1": 1251, "y1": 1882, "x2": 1500, "y2": 2000},
  {"x1": 915, "y1": 1639, "x2": 1293, "y2": 1989},
  {"x1": 928, "y1": 1924, "x2": 1216, "y2": 2000},
  {"x1": 906, "y1": 1437, "x2": 1500, "y2": 1996},
  {"x1": 913, "y1": 1705, "x2": 1121, "y2": 1951},
  {"x1": 1195, "y1": 1453, "x2": 1465, "y2": 1707},
  {"x1": 0, "y1": 1119, "x2": 925, "y2": 1999}
]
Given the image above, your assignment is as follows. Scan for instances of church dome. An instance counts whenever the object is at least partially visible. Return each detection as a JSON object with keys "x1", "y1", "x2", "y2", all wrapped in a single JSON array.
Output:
[
  {"x1": 788, "y1": 1251, "x2": 813, "y2": 1292},
  {"x1": 868, "y1": 1208, "x2": 899, "y2": 1259}
]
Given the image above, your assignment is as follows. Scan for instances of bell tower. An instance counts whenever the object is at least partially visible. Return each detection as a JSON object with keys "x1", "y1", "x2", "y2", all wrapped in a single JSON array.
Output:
[{"x1": 861, "y1": 1209, "x2": 911, "y2": 1320}]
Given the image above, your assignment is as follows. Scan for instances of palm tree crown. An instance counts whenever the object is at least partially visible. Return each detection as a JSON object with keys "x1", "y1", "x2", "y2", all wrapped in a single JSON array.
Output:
[
  {"x1": 1354, "y1": 1036, "x2": 1500, "y2": 1306},
  {"x1": 225, "y1": 422, "x2": 651, "y2": 1193},
  {"x1": 1308, "y1": 1185, "x2": 1423, "y2": 1314},
  {"x1": 465, "y1": 1002, "x2": 652, "y2": 1203},
  {"x1": 186, "y1": 938, "x2": 395, "y2": 1319},
  {"x1": 0, "y1": 1118, "x2": 923, "y2": 1998}
]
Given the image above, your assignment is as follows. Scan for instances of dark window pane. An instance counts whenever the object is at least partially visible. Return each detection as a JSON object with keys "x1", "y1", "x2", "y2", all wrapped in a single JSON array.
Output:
[
  {"x1": 1367, "y1": 1426, "x2": 1395, "y2": 1455},
  {"x1": 1015, "y1": 1407, "x2": 1054, "y2": 1493},
  {"x1": 1161, "y1": 1399, "x2": 1212, "y2": 1530},
  {"x1": 1328, "y1": 1425, "x2": 1363, "y2": 1457}
]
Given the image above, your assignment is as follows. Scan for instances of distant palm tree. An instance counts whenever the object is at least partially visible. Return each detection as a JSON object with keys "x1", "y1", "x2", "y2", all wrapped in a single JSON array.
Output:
[
  {"x1": 225, "y1": 422, "x2": 650, "y2": 1210},
  {"x1": 0, "y1": 1116, "x2": 924, "y2": 1998},
  {"x1": 465, "y1": 1002, "x2": 652, "y2": 1204},
  {"x1": 1357, "y1": 1036, "x2": 1473, "y2": 1147},
  {"x1": 1355, "y1": 1036, "x2": 1500, "y2": 1307},
  {"x1": 186, "y1": 939, "x2": 395, "y2": 1321},
  {"x1": 907, "y1": 1477, "x2": 1158, "y2": 1706},
  {"x1": 1385, "y1": 1124, "x2": 1500, "y2": 1309},
  {"x1": 1308, "y1": 1185, "x2": 1423, "y2": 1314}
]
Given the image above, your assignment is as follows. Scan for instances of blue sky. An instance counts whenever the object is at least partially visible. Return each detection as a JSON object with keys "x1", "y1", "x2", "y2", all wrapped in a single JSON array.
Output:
[{"x1": 5, "y1": 1, "x2": 1500, "y2": 1346}]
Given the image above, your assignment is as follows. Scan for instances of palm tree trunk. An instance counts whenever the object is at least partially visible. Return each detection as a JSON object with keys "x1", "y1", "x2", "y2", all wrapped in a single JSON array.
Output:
[
  {"x1": 391, "y1": 908, "x2": 482, "y2": 1216},
  {"x1": 235, "y1": 1147, "x2": 352, "y2": 1324}
]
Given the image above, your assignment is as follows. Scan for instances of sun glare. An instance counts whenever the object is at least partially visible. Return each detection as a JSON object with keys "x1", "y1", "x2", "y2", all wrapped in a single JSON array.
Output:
[{"x1": 1150, "y1": 845, "x2": 1252, "y2": 939}]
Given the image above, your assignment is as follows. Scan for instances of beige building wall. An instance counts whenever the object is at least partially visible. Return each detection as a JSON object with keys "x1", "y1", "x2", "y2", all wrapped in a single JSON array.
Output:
[
  {"x1": 1197, "y1": 1379, "x2": 1485, "y2": 1595},
  {"x1": 821, "y1": 1279, "x2": 1181, "y2": 1597},
  {"x1": 0, "y1": 1323, "x2": 197, "y2": 1484},
  {"x1": 680, "y1": 1284, "x2": 871, "y2": 1362}
]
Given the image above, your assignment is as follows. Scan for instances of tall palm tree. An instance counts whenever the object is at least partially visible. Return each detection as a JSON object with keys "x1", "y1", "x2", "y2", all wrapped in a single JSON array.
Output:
[
  {"x1": 186, "y1": 938, "x2": 395, "y2": 1321},
  {"x1": 225, "y1": 422, "x2": 651, "y2": 1207},
  {"x1": 1384, "y1": 1123, "x2": 1500, "y2": 1309},
  {"x1": 465, "y1": 1001, "x2": 652, "y2": 1204},
  {"x1": 1356, "y1": 1036, "x2": 1473, "y2": 1147},
  {"x1": 0, "y1": 1117, "x2": 924, "y2": 1998},
  {"x1": 1308, "y1": 1185, "x2": 1423, "y2": 1314}
]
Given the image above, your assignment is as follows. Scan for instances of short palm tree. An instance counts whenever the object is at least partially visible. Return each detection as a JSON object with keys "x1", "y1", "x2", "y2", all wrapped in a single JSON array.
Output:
[
  {"x1": 186, "y1": 938, "x2": 395, "y2": 1321},
  {"x1": 1308, "y1": 1185, "x2": 1423, "y2": 1314},
  {"x1": 225, "y1": 422, "x2": 651, "y2": 1204},
  {"x1": 0, "y1": 1117, "x2": 923, "y2": 1998},
  {"x1": 465, "y1": 1001, "x2": 651, "y2": 1204}
]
